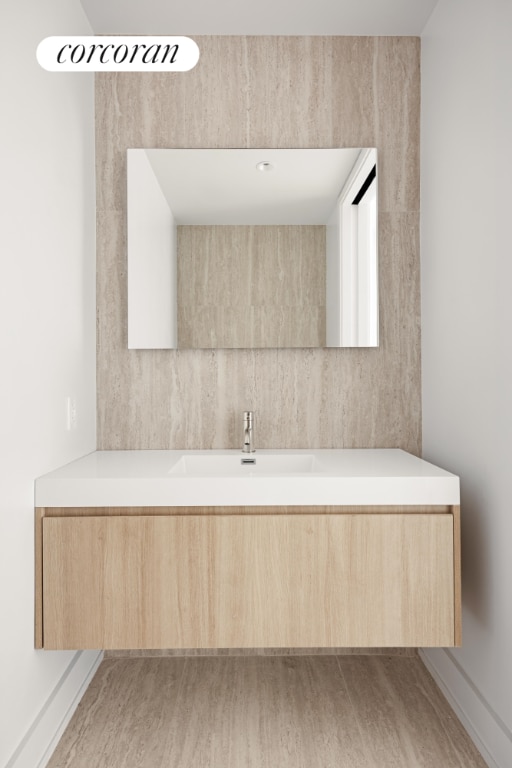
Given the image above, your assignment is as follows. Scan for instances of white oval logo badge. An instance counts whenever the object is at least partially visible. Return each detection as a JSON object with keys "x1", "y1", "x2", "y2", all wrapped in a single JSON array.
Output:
[{"x1": 37, "y1": 36, "x2": 199, "y2": 72}]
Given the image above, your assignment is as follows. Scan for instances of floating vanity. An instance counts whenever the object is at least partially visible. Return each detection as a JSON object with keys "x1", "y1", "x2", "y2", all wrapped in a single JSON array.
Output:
[{"x1": 35, "y1": 449, "x2": 461, "y2": 651}]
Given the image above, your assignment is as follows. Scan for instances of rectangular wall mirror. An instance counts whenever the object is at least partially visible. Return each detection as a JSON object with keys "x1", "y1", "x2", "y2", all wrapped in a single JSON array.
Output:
[{"x1": 127, "y1": 147, "x2": 378, "y2": 349}]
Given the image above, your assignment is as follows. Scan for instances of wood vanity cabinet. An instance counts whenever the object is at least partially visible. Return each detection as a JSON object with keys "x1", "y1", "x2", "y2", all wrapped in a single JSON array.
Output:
[{"x1": 35, "y1": 505, "x2": 461, "y2": 650}]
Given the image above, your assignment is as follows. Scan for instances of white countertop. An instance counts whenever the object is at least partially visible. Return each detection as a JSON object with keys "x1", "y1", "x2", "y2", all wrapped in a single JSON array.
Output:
[{"x1": 35, "y1": 449, "x2": 460, "y2": 507}]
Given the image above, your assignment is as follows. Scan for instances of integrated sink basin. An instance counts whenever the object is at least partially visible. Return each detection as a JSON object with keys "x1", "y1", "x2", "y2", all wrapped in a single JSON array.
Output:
[
  {"x1": 169, "y1": 452, "x2": 322, "y2": 476},
  {"x1": 34, "y1": 449, "x2": 461, "y2": 508}
]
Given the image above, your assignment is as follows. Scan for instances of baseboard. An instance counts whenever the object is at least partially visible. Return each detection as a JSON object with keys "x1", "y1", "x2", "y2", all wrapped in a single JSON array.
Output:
[
  {"x1": 420, "y1": 649, "x2": 512, "y2": 768},
  {"x1": 5, "y1": 650, "x2": 103, "y2": 768}
]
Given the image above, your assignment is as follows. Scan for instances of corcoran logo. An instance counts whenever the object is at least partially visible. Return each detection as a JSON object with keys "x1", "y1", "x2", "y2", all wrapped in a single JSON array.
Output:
[{"x1": 37, "y1": 36, "x2": 199, "y2": 72}]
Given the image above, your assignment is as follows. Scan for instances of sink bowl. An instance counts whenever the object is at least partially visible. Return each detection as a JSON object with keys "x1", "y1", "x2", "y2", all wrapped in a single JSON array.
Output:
[{"x1": 169, "y1": 452, "x2": 322, "y2": 476}]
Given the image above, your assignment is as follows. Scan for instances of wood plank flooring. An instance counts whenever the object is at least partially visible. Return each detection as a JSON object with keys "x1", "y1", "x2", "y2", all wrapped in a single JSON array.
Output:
[{"x1": 47, "y1": 655, "x2": 487, "y2": 768}]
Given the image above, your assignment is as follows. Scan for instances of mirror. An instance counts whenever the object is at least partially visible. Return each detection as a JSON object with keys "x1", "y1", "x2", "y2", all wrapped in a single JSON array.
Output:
[{"x1": 127, "y1": 148, "x2": 378, "y2": 349}]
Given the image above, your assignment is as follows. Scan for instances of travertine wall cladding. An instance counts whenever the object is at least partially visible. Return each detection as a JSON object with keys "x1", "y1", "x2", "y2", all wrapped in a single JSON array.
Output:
[
  {"x1": 177, "y1": 225, "x2": 326, "y2": 349},
  {"x1": 96, "y1": 36, "x2": 421, "y2": 452}
]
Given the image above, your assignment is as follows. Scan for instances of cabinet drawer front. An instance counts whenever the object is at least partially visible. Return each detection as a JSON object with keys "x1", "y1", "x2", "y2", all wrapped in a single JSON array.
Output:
[{"x1": 42, "y1": 514, "x2": 454, "y2": 649}]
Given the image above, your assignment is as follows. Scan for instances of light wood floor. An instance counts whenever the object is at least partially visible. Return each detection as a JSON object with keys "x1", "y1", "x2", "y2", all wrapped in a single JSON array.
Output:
[{"x1": 47, "y1": 655, "x2": 487, "y2": 768}]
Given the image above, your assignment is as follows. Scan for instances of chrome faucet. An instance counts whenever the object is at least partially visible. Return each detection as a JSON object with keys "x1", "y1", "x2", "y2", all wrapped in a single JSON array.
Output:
[{"x1": 242, "y1": 411, "x2": 255, "y2": 453}]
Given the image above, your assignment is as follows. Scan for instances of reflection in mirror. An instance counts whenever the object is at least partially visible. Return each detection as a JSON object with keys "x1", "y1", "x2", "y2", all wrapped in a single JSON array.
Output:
[{"x1": 127, "y1": 148, "x2": 378, "y2": 349}]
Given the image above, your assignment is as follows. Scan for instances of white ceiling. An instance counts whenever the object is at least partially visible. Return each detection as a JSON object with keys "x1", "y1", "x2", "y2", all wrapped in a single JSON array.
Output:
[
  {"x1": 140, "y1": 148, "x2": 363, "y2": 224},
  {"x1": 79, "y1": 0, "x2": 440, "y2": 36}
]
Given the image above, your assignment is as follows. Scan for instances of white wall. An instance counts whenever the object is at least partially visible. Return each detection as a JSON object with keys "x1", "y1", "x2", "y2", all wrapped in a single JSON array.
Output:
[
  {"x1": 421, "y1": 1, "x2": 512, "y2": 766},
  {"x1": 0, "y1": 1, "x2": 100, "y2": 766},
  {"x1": 127, "y1": 150, "x2": 177, "y2": 349}
]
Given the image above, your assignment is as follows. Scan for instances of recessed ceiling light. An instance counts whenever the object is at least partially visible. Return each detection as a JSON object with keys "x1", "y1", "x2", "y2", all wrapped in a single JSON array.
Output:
[{"x1": 256, "y1": 161, "x2": 274, "y2": 172}]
